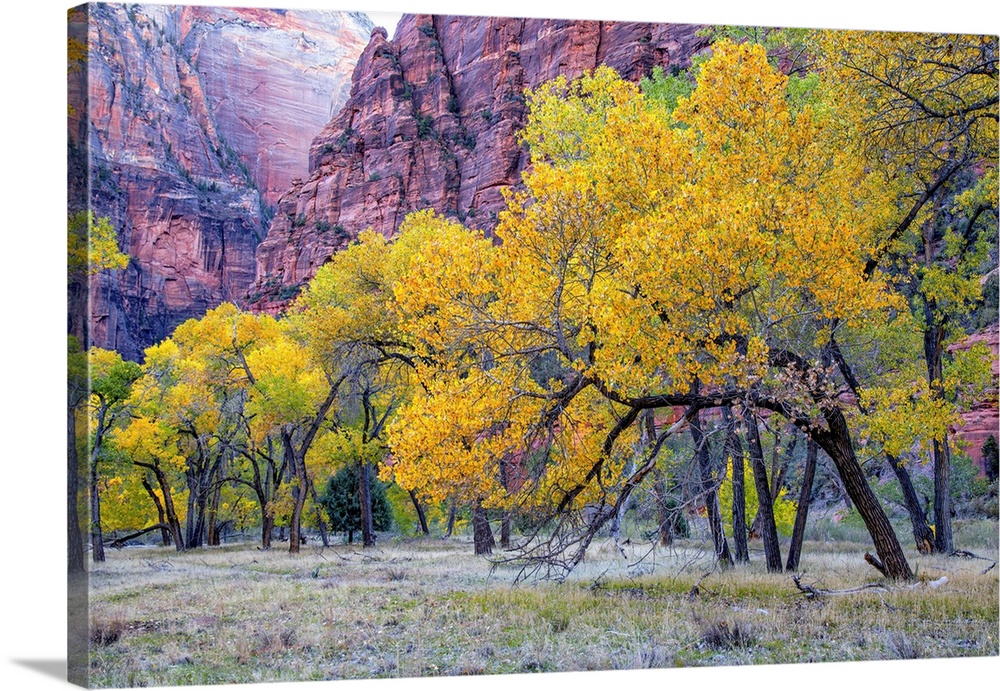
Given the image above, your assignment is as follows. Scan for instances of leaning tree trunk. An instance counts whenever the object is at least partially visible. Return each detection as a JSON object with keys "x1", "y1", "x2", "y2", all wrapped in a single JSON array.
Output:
[
  {"x1": 786, "y1": 438, "x2": 818, "y2": 571},
  {"x1": 137, "y1": 462, "x2": 184, "y2": 551},
  {"x1": 141, "y1": 476, "x2": 172, "y2": 546},
  {"x1": 691, "y1": 410, "x2": 733, "y2": 568},
  {"x1": 812, "y1": 407, "x2": 912, "y2": 579},
  {"x1": 408, "y1": 490, "x2": 430, "y2": 535},
  {"x1": 472, "y1": 502, "x2": 495, "y2": 555},
  {"x1": 743, "y1": 408, "x2": 783, "y2": 572},
  {"x1": 886, "y1": 454, "x2": 935, "y2": 554},
  {"x1": 359, "y1": 461, "x2": 376, "y2": 548},
  {"x1": 722, "y1": 407, "x2": 749, "y2": 563}
]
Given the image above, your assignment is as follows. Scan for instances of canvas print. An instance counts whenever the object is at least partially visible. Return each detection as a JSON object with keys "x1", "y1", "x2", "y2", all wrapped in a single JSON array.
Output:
[{"x1": 67, "y1": 2, "x2": 999, "y2": 688}]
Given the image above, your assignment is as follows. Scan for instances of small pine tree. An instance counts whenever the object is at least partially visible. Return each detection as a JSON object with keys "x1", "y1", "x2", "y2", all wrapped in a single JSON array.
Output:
[{"x1": 319, "y1": 464, "x2": 393, "y2": 543}]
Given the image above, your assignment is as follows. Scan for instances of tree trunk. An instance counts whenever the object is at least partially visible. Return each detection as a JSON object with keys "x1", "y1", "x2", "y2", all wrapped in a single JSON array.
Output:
[
  {"x1": 284, "y1": 431, "x2": 307, "y2": 555},
  {"x1": 90, "y1": 406, "x2": 111, "y2": 562},
  {"x1": 141, "y1": 476, "x2": 172, "y2": 546},
  {"x1": 770, "y1": 429, "x2": 797, "y2": 503},
  {"x1": 89, "y1": 467, "x2": 105, "y2": 563},
  {"x1": 67, "y1": 405, "x2": 86, "y2": 574},
  {"x1": 185, "y1": 470, "x2": 200, "y2": 549},
  {"x1": 472, "y1": 503, "x2": 495, "y2": 555},
  {"x1": 206, "y1": 481, "x2": 221, "y2": 547},
  {"x1": 932, "y1": 438, "x2": 954, "y2": 553},
  {"x1": 445, "y1": 502, "x2": 457, "y2": 538},
  {"x1": 924, "y1": 316, "x2": 953, "y2": 553},
  {"x1": 652, "y1": 468, "x2": 674, "y2": 547},
  {"x1": 261, "y1": 511, "x2": 274, "y2": 550},
  {"x1": 408, "y1": 489, "x2": 430, "y2": 535},
  {"x1": 722, "y1": 407, "x2": 749, "y2": 563},
  {"x1": 691, "y1": 410, "x2": 733, "y2": 568},
  {"x1": 886, "y1": 454, "x2": 935, "y2": 554},
  {"x1": 812, "y1": 407, "x2": 912, "y2": 579},
  {"x1": 140, "y1": 463, "x2": 184, "y2": 551},
  {"x1": 786, "y1": 438, "x2": 818, "y2": 571},
  {"x1": 359, "y1": 461, "x2": 376, "y2": 548},
  {"x1": 500, "y1": 514, "x2": 511, "y2": 548},
  {"x1": 743, "y1": 408, "x2": 783, "y2": 572}
]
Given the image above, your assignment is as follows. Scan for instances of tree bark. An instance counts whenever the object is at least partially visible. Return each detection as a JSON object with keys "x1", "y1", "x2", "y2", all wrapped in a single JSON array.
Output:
[
  {"x1": 691, "y1": 410, "x2": 732, "y2": 568},
  {"x1": 409, "y1": 489, "x2": 430, "y2": 535},
  {"x1": 652, "y1": 468, "x2": 674, "y2": 547},
  {"x1": 472, "y1": 502, "x2": 495, "y2": 555},
  {"x1": 136, "y1": 462, "x2": 183, "y2": 551},
  {"x1": 786, "y1": 438, "x2": 818, "y2": 571},
  {"x1": 932, "y1": 438, "x2": 954, "y2": 553},
  {"x1": 722, "y1": 407, "x2": 749, "y2": 563},
  {"x1": 743, "y1": 407, "x2": 783, "y2": 572},
  {"x1": 89, "y1": 406, "x2": 107, "y2": 563},
  {"x1": 811, "y1": 407, "x2": 912, "y2": 579},
  {"x1": 261, "y1": 511, "x2": 274, "y2": 550},
  {"x1": 359, "y1": 461, "x2": 376, "y2": 548},
  {"x1": 886, "y1": 454, "x2": 936, "y2": 554},
  {"x1": 924, "y1": 280, "x2": 954, "y2": 554},
  {"x1": 141, "y1": 476, "x2": 172, "y2": 546},
  {"x1": 67, "y1": 405, "x2": 86, "y2": 574},
  {"x1": 445, "y1": 501, "x2": 457, "y2": 538},
  {"x1": 206, "y1": 481, "x2": 221, "y2": 546},
  {"x1": 284, "y1": 430, "x2": 307, "y2": 555}
]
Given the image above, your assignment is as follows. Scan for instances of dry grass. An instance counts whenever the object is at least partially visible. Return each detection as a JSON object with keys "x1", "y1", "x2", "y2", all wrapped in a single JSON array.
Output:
[{"x1": 86, "y1": 527, "x2": 999, "y2": 687}]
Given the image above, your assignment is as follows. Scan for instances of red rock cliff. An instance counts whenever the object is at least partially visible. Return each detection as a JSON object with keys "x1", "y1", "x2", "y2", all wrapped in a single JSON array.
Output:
[
  {"x1": 249, "y1": 14, "x2": 709, "y2": 305},
  {"x1": 80, "y1": 4, "x2": 372, "y2": 360}
]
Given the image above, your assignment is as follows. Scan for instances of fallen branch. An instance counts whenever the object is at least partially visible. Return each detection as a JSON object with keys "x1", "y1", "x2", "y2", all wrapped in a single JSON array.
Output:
[
  {"x1": 792, "y1": 574, "x2": 889, "y2": 598},
  {"x1": 688, "y1": 571, "x2": 715, "y2": 600},
  {"x1": 950, "y1": 550, "x2": 998, "y2": 574},
  {"x1": 792, "y1": 574, "x2": 949, "y2": 599},
  {"x1": 864, "y1": 552, "x2": 887, "y2": 576},
  {"x1": 109, "y1": 524, "x2": 169, "y2": 548}
]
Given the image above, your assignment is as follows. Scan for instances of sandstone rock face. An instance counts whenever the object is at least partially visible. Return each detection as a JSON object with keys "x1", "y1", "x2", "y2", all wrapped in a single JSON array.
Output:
[
  {"x1": 950, "y1": 325, "x2": 1000, "y2": 474},
  {"x1": 82, "y1": 4, "x2": 372, "y2": 360},
  {"x1": 250, "y1": 14, "x2": 709, "y2": 305}
]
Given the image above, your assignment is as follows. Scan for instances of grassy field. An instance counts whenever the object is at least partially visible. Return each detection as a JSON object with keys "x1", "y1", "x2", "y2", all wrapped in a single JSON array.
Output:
[{"x1": 87, "y1": 521, "x2": 999, "y2": 688}]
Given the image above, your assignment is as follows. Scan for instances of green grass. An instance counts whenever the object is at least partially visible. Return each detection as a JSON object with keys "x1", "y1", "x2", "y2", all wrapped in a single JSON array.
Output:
[{"x1": 86, "y1": 524, "x2": 999, "y2": 687}]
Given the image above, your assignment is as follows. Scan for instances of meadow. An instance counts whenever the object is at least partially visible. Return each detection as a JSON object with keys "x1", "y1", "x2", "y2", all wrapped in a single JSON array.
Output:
[{"x1": 87, "y1": 519, "x2": 999, "y2": 687}]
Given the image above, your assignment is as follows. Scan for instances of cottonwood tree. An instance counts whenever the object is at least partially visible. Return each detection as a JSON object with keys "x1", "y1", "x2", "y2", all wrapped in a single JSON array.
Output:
[
  {"x1": 815, "y1": 31, "x2": 998, "y2": 553},
  {"x1": 387, "y1": 43, "x2": 925, "y2": 580}
]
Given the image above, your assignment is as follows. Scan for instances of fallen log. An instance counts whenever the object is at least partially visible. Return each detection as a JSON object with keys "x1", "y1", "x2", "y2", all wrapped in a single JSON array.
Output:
[
  {"x1": 109, "y1": 524, "x2": 169, "y2": 548},
  {"x1": 792, "y1": 574, "x2": 948, "y2": 599}
]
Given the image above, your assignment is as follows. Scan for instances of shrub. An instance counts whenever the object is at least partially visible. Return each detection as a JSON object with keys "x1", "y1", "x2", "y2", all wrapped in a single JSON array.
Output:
[
  {"x1": 319, "y1": 464, "x2": 393, "y2": 543},
  {"x1": 416, "y1": 114, "x2": 434, "y2": 139}
]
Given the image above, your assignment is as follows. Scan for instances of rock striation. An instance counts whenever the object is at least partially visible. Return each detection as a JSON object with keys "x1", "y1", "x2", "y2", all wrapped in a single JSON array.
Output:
[
  {"x1": 249, "y1": 14, "x2": 709, "y2": 306},
  {"x1": 79, "y1": 3, "x2": 372, "y2": 360},
  {"x1": 950, "y1": 325, "x2": 1000, "y2": 474}
]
